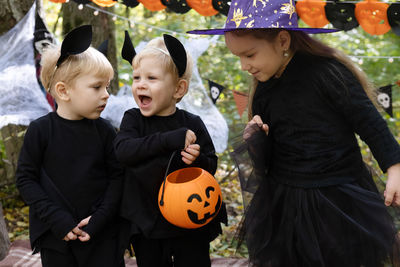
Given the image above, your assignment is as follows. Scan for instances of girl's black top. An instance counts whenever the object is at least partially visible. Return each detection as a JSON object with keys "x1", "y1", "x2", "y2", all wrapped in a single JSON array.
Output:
[
  {"x1": 16, "y1": 112, "x2": 124, "y2": 250},
  {"x1": 252, "y1": 52, "x2": 400, "y2": 188},
  {"x1": 114, "y1": 108, "x2": 227, "y2": 240}
]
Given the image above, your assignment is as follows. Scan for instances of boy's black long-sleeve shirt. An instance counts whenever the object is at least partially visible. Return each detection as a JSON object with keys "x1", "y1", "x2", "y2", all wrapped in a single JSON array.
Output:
[
  {"x1": 114, "y1": 108, "x2": 226, "y2": 240},
  {"x1": 16, "y1": 112, "x2": 124, "y2": 249}
]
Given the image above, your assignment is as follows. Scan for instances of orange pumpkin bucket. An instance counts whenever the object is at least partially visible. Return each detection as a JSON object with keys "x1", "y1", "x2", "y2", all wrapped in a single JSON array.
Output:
[{"x1": 158, "y1": 167, "x2": 222, "y2": 229}]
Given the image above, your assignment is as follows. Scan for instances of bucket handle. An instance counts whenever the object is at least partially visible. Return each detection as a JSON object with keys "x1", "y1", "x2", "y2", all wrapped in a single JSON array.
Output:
[{"x1": 159, "y1": 150, "x2": 178, "y2": 206}]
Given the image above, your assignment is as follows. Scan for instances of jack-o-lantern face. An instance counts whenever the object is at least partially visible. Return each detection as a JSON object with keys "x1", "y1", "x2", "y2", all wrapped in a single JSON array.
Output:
[
  {"x1": 158, "y1": 167, "x2": 223, "y2": 229},
  {"x1": 186, "y1": 0, "x2": 218, "y2": 16},
  {"x1": 187, "y1": 186, "x2": 222, "y2": 225},
  {"x1": 325, "y1": 3, "x2": 359, "y2": 31},
  {"x1": 296, "y1": 0, "x2": 329, "y2": 28},
  {"x1": 355, "y1": 0, "x2": 390, "y2": 35}
]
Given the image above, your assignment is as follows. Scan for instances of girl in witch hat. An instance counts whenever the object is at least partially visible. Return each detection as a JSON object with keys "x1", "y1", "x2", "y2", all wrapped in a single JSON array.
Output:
[
  {"x1": 16, "y1": 25, "x2": 125, "y2": 267},
  {"x1": 190, "y1": 0, "x2": 400, "y2": 266},
  {"x1": 114, "y1": 32, "x2": 227, "y2": 267}
]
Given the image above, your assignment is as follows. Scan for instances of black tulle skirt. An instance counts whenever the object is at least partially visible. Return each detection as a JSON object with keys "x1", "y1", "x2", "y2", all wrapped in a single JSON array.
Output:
[
  {"x1": 241, "y1": 177, "x2": 400, "y2": 267},
  {"x1": 231, "y1": 130, "x2": 400, "y2": 267}
]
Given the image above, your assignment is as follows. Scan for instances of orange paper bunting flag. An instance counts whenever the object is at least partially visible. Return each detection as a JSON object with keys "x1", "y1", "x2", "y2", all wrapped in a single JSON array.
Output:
[{"x1": 232, "y1": 90, "x2": 248, "y2": 117}]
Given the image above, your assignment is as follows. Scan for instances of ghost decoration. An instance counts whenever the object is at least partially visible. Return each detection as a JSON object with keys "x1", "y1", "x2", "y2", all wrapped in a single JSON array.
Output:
[{"x1": 377, "y1": 85, "x2": 393, "y2": 117}]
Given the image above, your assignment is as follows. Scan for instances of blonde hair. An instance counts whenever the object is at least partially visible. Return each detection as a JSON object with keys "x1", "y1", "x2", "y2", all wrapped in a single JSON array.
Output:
[
  {"x1": 40, "y1": 45, "x2": 114, "y2": 96},
  {"x1": 232, "y1": 29, "x2": 377, "y2": 120},
  {"x1": 132, "y1": 37, "x2": 193, "y2": 101}
]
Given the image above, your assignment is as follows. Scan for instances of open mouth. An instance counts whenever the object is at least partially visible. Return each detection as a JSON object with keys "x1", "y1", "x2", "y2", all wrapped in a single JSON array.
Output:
[
  {"x1": 139, "y1": 95, "x2": 152, "y2": 107},
  {"x1": 97, "y1": 104, "x2": 106, "y2": 110}
]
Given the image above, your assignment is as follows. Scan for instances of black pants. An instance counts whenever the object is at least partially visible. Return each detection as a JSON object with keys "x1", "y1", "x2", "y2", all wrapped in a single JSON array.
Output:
[
  {"x1": 39, "y1": 229, "x2": 124, "y2": 267},
  {"x1": 131, "y1": 234, "x2": 211, "y2": 267}
]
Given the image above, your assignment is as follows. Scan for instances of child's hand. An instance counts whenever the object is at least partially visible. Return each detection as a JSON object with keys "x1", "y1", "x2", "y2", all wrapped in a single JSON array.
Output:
[
  {"x1": 384, "y1": 163, "x2": 400, "y2": 206},
  {"x1": 185, "y1": 130, "x2": 197, "y2": 149},
  {"x1": 77, "y1": 216, "x2": 91, "y2": 242},
  {"x1": 181, "y1": 144, "x2": 200, "y2": 165},
  {"x1": 63, "y1": 226, "x2": 83, "y2": 241},
  {"x1": 244, "y1": 115, "x2": 269, "y2": 140}
]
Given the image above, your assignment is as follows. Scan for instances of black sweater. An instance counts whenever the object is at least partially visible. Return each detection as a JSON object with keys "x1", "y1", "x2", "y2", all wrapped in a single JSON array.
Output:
[
  {"x1": 114, "y1": 108, "x2": 227, "y2": 240},
  {"x1": 252, "y1": 52, "x2": 400, "y2": 188},
  {"x1": 16, "y1": 112, "x2": 124, "y2": 249}
]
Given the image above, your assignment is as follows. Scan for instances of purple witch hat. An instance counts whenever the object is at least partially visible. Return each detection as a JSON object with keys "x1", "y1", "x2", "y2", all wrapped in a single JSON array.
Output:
[{"x1": 188, "y1": 0, "x2": 339, "y2": 35}]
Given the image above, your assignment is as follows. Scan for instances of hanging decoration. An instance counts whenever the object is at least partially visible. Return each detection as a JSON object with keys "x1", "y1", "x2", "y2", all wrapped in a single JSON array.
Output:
[
  {"x1": 387, "y1": 3, "x2": 400, "y2": 36},
  {"x1": 296, "y1": 0, "x2": 329, "y2": 28},
  {"x1": 355, "y1": 0, "x2": 390, "y2": 35},
  {"x1": 122, "y1": 0, "x2": 140, "y2": 8},
  {"x1": 91, "y1": 0, "x2": 117, "y2": 7},
  {"x1": 138, "y1": 0, "x2": 166, "y2": 11},
  {"x1": 208, "y1": 80, "x2": 224, "y2": 104},
  {"x1": 232, "y1": 90, "x2": 248, "y2": 118},
  {"x1": 325, "y1": 2, "x2": 359, "y2": 31},
  {"x1": 377, "y1": 85, "x2": 393, "y2": 117},
  {"x1": 212, "y1": 0, "x2": 230, "y2": 16},
  {"x1": 186, "y1": 0, "x2": 218, "y2": 16},
  {"x1": 161, "y1": 0, "x2": 191, "y2": 14},
  {"x1": 48, "y1": 0, "x2": 400, "y2": 36},
  {"x1": 71, "y1": 0, "x2": 91, "y2": 4}
]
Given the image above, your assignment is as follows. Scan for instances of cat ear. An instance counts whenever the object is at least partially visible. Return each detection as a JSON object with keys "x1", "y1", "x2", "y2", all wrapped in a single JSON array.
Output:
[
  {"x1": 163, "y1": 34, "x2": 187, "y2": 77},
  {"x1": 57, "y1": 25, "x2": 92, "y2": 67},
  {"x1": 121, "y1": 30, "x2": 137, "y2": 65}
]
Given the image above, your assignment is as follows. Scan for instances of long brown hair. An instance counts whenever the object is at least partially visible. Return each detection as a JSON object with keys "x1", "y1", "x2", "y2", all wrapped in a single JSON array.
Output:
[{"x1": 230, "y1": 29, "x2": 377, "y2": 120}]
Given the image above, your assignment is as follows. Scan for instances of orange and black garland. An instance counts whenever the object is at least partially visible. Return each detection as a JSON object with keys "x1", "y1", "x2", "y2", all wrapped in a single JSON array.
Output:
[{"x1": 48, "y1": 0, "x2": 400, "y2": 36}]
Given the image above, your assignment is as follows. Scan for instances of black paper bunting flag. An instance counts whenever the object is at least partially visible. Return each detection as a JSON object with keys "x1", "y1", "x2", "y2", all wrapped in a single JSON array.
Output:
[
  {"x1": 325, "y1": 2, "x2": 359, "y2": 31},
  {"x1": 161, "y1": 0, "x2": 191, "y2": 14},
  {"x1": 212, "y1": 0, "x2": 230, "y2": 16},
  {"x1": 208, "y1": 80, "x2": 224, "y2": 104},
  {"x1": 377, "y1": 85, "x2": 393, "y2": 117},
  {"x1": 388, "y1": 3, "x2": 400, "y2": 36}
]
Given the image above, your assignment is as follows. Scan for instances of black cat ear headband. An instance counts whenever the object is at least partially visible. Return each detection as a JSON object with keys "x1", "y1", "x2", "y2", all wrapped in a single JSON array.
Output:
[
  {"x1": 121, "y1": 31, "x2": 187, "y2": 77},
  {"x1": 47, "y1": 25, "x2": 93, "y2": 92},
  {"x1": 56, "y1": 25, "x2": 92, "y2": 67}
]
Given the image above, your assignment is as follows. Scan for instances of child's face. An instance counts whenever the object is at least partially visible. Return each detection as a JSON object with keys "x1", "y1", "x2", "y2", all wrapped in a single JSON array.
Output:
[
  {"x1": 132, "y1": 56, "x2": 178, "y2": 117},
  {"x1": 225, "y1": 32, "x2": 286, "y2": 82},
  {"x1": 64, "y1": 72, "x2": 110, "y2": 120}
]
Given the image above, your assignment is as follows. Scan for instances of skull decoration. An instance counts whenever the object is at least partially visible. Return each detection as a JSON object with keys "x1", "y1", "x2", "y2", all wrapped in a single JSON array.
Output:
[
  {"x1": 158, "y1": 167, "x2": 222, "y2": 229},
  {"x1": 211, "y1": 86, "x2": 220, "y2": 100},
  {"x1": 377, "y1": 93, "x2": 390, "y2": 108},
  {"x1": 296, "y1": 0, "x2": 329, "y2": 28},
  {"x1": 355, "y1": 0, "x2": 390, "y2": 35}
]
